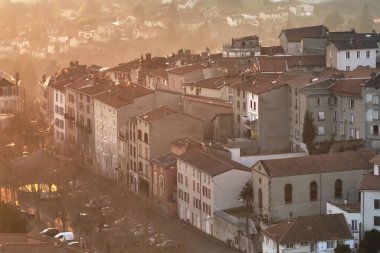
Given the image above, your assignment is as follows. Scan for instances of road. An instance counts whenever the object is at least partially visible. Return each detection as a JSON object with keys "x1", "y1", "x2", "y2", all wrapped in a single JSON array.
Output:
[{"x1": 19, "y1": 171, "x2": 240, "y2": 253}]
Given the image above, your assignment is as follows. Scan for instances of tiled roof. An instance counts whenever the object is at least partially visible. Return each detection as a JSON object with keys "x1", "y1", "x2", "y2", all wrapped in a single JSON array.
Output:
[
  {"x1": 183, "y1": 95, "x2": 233, "y2": 108},
  {"x1": 260, "y1": 46, "x2": 285, "y2": 56},
  {"x1": 255, "y1": 56, "x2": 288, "y2": 73},
  {"x1": 328, "y1": 79, "x2": 365, "y2": 97},
  {"x1": 261, "y1": 214, "x2": 353, "y2": 244},
  {"x1": 94, "y1": 83, "x2": 153, "y2": 108},
  {"x1": 327, "y1": 201, "x2": 360, "y2": 213},
  {"x1": 177, "y1": 148, "x2": 249, "y2": 176},
  {"x1": 78, "y1": 81, "x2": 113, "y2": 96},
  {"x1": 184, "y1": 76, "x2": 226, "y2": 89},
  {"x1": 151, "y1": 152, "x2": 177, "y2": 167},
  {"x1": 280, "y1": 73, "x2": 315, "y2": 88},
  {"x1": 319, "y1": 66, "x2": 380, "y2": 79},
  {"x1": 365, "y1": 73, "x2": 380, "y2": 88},
  {"x1": 369, "y1": 153, "x2": 380, "y2": 164},
  {"x1": 285, "y1": 54, "x2": 326, "y2": 67},
  {"x1": 232, "y1": 75, "x2": 286, "y2": 95},
  {"x1": 148, "y1": 68, "x2": 168, "y2": 79},
  {"x1": 330, "y1": 40, "x2": 378, "y2": 50},
  {"x1": 167, "y1": 63, "x2": 205, "y2": 75},
  {"x1": 0, "y1": 76, "x2": 16, "y2": 87},
  {"x1": 107, "y1": 60, "x2": 137, "y2": 72},
  {"x1": 259, "y1": 150, "x2": 375, "y2": 177},
  {"x1": 357, "y1": 174, "x2": 380, "y2": 191},
  {"x1": 280, "y1": 25, "x2": 328, "y2": 42},
  {"x1": 137, "y1": 105, "x2": 176, "y2": 123}
]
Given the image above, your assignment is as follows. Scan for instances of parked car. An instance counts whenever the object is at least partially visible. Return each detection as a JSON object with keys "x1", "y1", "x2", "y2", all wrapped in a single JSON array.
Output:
[
  {"x1": 40, "y1": 228, "x2": 59, "y2": 237},
  {"x1": 156, "y1": 239, "x2": 182, "y2": 248},
  {"x1": 67, "y1": 241, "x2": 79, "y2": 247},
  {"x1": 54, "y1": 232, "x2": 74, "y2": 242}
]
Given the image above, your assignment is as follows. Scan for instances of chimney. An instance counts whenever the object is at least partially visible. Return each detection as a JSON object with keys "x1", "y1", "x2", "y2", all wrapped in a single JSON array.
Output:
[{"x1": 145, "y1": 53, "x2": 151, "y2": 61}]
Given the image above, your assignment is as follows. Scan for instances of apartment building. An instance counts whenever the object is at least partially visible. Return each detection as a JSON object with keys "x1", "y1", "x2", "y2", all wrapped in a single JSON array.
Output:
[
  {"x1": 364, "y1": 74, "x2": 380, "y2": 150},
  {"x1": 222, "y1": 35, "x2": 261, "y2": 58},
  {"x1": 0, "y1": 72, "x2": 21, "y2": 114}
]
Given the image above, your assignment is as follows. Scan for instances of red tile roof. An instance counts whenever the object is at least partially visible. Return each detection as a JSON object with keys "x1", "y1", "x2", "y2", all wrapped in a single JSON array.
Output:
[
  {"x1": 327, "y1": 201, "x2": 360, "y2": 213},
  {"x1": 259, "y1": 150, "x2": 375, "y2": 177},
  {"x1": 137, "y1": 105, "x2": 176, "y2": 123},
  {"x1": 184, "y1": 76, "x2": 226, "y2": 89},
  {"x1": 183, "y1": 95, "x2": 233, "y2": 108},
  {"x1": 107, "y1": 60, "x2": 137, "y2": 72},
  {"x1": 262, "y1": 214, "x2": 353, "y2": 244},
  {"x1": 94, "y1": 83, "x2": 154, "y2": 108},
  {"x1": 369, "y1": 154, "x2": 380, "y2": 164},
  {"x1": 178, "y1": 148, "x2": 249, "y2": 176},
  {"x1": 280, "y1": 25, "x2": 328, "y2": 42},
  {"x1": 328, "y1": 79, "x2": 365, "y2": 97},
  {"x1": 357, "y1": 174, "x2": 380, "y2": 191},
  {"x1": 167, "y1": 63, "x2": 205, "y2": 75},
  {"x1": 232, "y1": 75, "x2": 287, "y2": 95},
  {"x1": 255, "y1": 56, "x2": 288, "y2": 73}
]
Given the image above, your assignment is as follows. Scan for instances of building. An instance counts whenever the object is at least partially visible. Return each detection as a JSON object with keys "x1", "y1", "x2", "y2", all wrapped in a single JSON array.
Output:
[
  {"x1": 232, "y1": 75, "x2": 290, "y2": 153},
  {"x1": 177, "y1": 148, "x2": 251, "y2": 235},
  {"x1": 261, "y1": 214, "x2": 354, "y2": 253},
  {"x1": 129, "y1": 105, "x2": 204, "y2": 196},
  {"x1": 252, "y1": 150, "x2": 375, "y2": 223},
  {"x1": 94, "y1": 84, "x2": 155, "y2": 179},
  {"x1": 222, "y1": 36, "x2": 261, "y2": 59},
  {"x1": 0, "y1": 72, "x2": 21, "y2": 114},
  {"x1": 279, "y1": 25, "x2": 328, "y2": 55},
  {"x1": 289, "y1": 4, "x2": 314, "y2": 16},
  {"x1": 326, "y1": 40, "x2": 378, "y2": 71},
  {"x1": 326, "y1": 201, "x2": 361, "y2": 250},
  {"x1": 106, "y1": 61, "x2": 136, "y2": 83},
  {"x1": 364, "y1": 74, "x2": 380, "y2": 150},
  {"x1": 357, "y1": 154, "x2": 380, "y2": 235}
]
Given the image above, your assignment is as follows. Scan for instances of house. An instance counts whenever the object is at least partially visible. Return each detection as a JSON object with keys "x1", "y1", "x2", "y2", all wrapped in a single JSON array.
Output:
[
  {"x1": 326, "y1": 201, "x2": 361, "y2": 250},
  {"x1": 364, "y1": 74, "x2": 380, "y2": 150},
  {"x1": 258, "y1": 11, "x2": 289, "y2": 22},
  {"x1": 179, "y1": 20, "x2": 204, "y2": 32},
  {"x1": 177, "y1": 0, "x2": 198, "y2": 10},
  {"x1": 226, "y1": 15, "x2": 260, "y2": 27},
  {"x1": 287, "y1": 76, "x2": 368, "y2": 152},
  {"x1": 145, "y1": 68, "x2": 168, "y2": 90},
  {"x1": 202, "y1": 6, "x2": 220, "y2": 18},
  {"x1": 93, "y1": 84, "x2": 155, "y2": 178},
  {"x1": 326, "y1": 40, "x2": 378, "y2": 71},
  {"x1": 177, "y1": 148, "x2": 251, "y2": 235},
  {"x1": 232, "y1": 75, "x2": 290, "y2": 153},
  {"x1": 357, "y1": 154, "x2": 380, "y2": 236},
  {"x1": 144, "y1": 19, "x2": 165, "y2": 28},
  {"x1": 183, "y1": 75, "x2": 228, "y2": 100},
  {"x1": 289, "y1": 4, "x2": 314, "y2": 16},
  {"x1": 0, "y1": 72, "x2": 21, "y2": 114},
  {"x1": 128, "y1": 105, "x2": 204, "y2": 196},
  {"x1": 279, "y1": 25, "x2": 328, "y2": 55},
  {"x1": 252, "y1": 150, "x2": 375, "y2": 223},
  {"x1": 106, "y1": 61, "x2": 136, "y2": 83},
  {"x1": 222, "y1": 36, "x2": 261, "y2": 59},
  {"x1": 165, "y1": 63, "x2": 208, "y2": 93},
  {"x1": 261, "y1": 214, "x2": 354, "y2": 253}
]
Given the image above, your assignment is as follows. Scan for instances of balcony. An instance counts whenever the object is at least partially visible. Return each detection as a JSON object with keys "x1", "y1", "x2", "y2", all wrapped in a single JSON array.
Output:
[{"x1": 64, "y1": 113, "x2": 75, "y2": 121}]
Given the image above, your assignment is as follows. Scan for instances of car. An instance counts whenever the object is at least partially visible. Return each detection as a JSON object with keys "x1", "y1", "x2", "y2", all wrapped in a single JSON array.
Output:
[
  {"x1": 67, "y1": 241, "x2": 80, "y2": 247},
  {"x1": 156, "y1": 239, "x2": 182, "y2": 249},
  {"x1": 54, "y1": 232, "x2": 74, "y2": 242},
  {"x1": 40, "y1": 228, "x2": 59, "y2": 237}
]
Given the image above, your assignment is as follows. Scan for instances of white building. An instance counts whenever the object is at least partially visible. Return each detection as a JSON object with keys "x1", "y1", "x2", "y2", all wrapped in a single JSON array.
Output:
[
  {"x1": 326, "y1": 41, "x2": 378, "y2": 71},
  {"x1": 176, "y1": 148, "x2": 250, "y2": 235},
  {"x1": 262, "y1": 214, "x2": 354, "y2": 253},
  {"x1": 289, "y1": 4, "x2": 314, "y2": 16},
  {"x1": 51, "y1": 81, "x2": 66, "y2": 151},
  {"x1": 358, "y1": 154, "x2": 380, "y2": 236},
  {"x1": 326, "y1": 202, "x2": 361, "y2": 250},
  {"x1": 0, "y1": 72, "x2": 21, "y2": 114}
]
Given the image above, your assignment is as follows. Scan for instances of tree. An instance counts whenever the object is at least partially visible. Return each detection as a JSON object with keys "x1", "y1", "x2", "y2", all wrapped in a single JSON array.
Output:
[
  {"x1": 334, "y1": 244, "x2": 351, "y2": 253},
  {"x1": 302, "y1": 110, "x2": 317, "y2": 154},
  {"x1": 324, "y1": 12, "x2": 344, "y2": 30},
  {"x1": 239, "y1": 179, "x2": 253, "y2": 203},
  {"x1": 362, "y1": 229, "x2": 380, "y2": 253},
  {"x1": 0, "y1": 202, "x2": 27, "y2": 233}
]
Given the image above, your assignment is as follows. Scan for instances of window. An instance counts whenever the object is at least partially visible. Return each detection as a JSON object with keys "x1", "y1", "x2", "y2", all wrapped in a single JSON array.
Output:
[
  {"x1": 301, "y1": 242, "x2": 309, "y2": 246},
  {"x1": 236, "y1": 114, "x2": 240, "y2": 123},
  {"x1": 374, "y1": 199, "x2": 380, "y2": 209},
  {"x1": 346, "y1": 51, "x2": 350, "y2": 59},
  {"x1": 357, "y1": 51, "x2": 360, "y2": 58},
  {"x1": 286, "y1": 244, "x2": 294, "y2": 249},
  {"x1": 351, "y1": 220, "x2": 358, "y2": 231},
  {"x1": 138, "y1": 130, "x2": 142, "y2": 140},
  {"x1": 349, "y1": 98, "x2": 355, "y2": 109},
  {"x1": 335, "y1": 179, "x2": 342, "y2": 199},
  {"x1": 237, "y1": 101, "x2": 240, "y2": 109},
  {"x1": 374, "y1": 95, "x2": 379, "y2": 105},
  {"x1": 237, "y1": 89, "x2": 240, "y2": 97},
  {"x1": 346, "y1": 66, "x2": 350, "y2": 71},
  {"x1": 366, "y1": 50, "x2": 370, "y2": 58},
  {"x1": 285, "y1": 184, "x2": 292, "y2": 203},
  {"x1": 375, "y1": 216, "x2": 380, "y2": 226},
  {"x1": 372, "y1": 125, "x2": 379, "y2": 135},
  {"x1": 310, "y1": 181, "x2": 318, "y2": 201},
  {"x1": 144, "y1": 133, "x2": 148, "y2": 143},
  {"x1": 316, "y1": 98, "x2": 321, "y2": 106},
  {"x1": 318, "y1": 126, "x2": 325, "y2": 136},
  {"x1": 243, "y1": 102, "x2": 246, "y2": 111},
  {"x1": 327, "y1": 241, "x2": 334, "y2": 249},
  {"x1": 328, "y1": 96, "x2": 337, "y2": 105},
  {"x1": 373, "y1": 110, "x2": 379, "y2": 121},
  {"x1": 318, "y1": 112, "x2": 325, "y2": 121},
  {"x1": 349, "y1": 113, "x2": 354, "y2": 124},
  {"x1": 333, "y1": 111, "x2": 337, "y2": 121}
]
